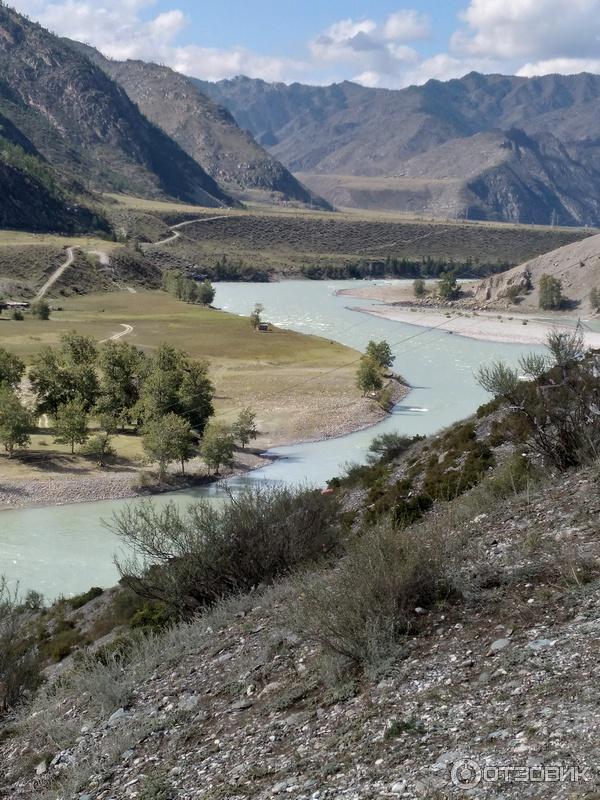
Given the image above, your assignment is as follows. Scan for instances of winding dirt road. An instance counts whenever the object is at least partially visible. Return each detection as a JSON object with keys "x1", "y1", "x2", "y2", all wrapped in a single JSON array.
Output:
[
  {"x1": 100, "y1": 323, "x2": 134, "y2": 344},
  {"x1": 142, "y1": 215, "x2": 230, "y2": 249},
  {"x1": 35, "y1": 247, "x2": 75, "y2": 300}
]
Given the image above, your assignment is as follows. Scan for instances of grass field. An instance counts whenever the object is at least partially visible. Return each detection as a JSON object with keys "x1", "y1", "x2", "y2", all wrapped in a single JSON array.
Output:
[{"x1": 0, "y1": 291, "x2": 365, "y2": 477}]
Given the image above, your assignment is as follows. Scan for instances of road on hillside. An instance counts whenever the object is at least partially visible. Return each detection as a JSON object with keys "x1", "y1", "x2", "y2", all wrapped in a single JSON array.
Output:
[
  {"x1": 35, "y1": 247, "x2": 75, "y2": 299},
  {"x1": 142, "y1": 215, "x2": 230, "y2": 249}
]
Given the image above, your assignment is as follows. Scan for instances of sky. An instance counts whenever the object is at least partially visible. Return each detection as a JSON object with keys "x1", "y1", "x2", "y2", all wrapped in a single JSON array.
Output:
[{"x1": 10, "y1": 0, "x2": 600, "y2": 87}]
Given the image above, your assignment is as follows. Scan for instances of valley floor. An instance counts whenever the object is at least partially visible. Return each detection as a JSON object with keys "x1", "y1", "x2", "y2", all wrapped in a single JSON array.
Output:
[{"x1": 0, "y1": 290, "x2": 407, "y2": 510}]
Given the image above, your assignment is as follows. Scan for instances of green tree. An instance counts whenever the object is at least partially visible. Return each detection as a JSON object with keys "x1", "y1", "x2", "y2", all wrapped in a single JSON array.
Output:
[
  {"x1": 232, "y1": 407, "x2": 258, "y2": 449},
  {"x1": 142, "y1": 413, "x2": 194, "y2": 479},
  {"x1": 250, "y1": 303, "x2": 264, "y2": 330},
  {"x1": 0, "y1": 387, "x2": 32, "y2": 458},
  {"x1": 178, "y1": 361, "x2": 215, "y2": 435},
  {"x1": 198, "y1": 280, "x2": 215, "y2": 305},
  {"x1": 54, "y1": 399, "x2": 89, "y2": 454},
  {"x1": 357, "y1": 357, "x2": 383, "y2": 396},
  {"x1": 200, "y1": 422, "x2": 235, "y2": 475},
  {"x1": 365, "y1": 340, "x2": 395, "y2": 370},
  {"x1": 30, "y1": 333, "x2": 98, "y2": 415},
  {"x1": 0, "y1": 348, "x2": 25, "y2": 389},
  {"x1": 139, "y1": 346, "x2": 214, "y2": 435},
  {"x1": 96, "y1": 341, "x2": 147, "y2": 430},
  {"x1": 30, "y1": 299, "x2": 50, "y2": 320},
  {"x1": 81, "y1": 433, "x2": 115, "y2": 467},
  {"x1": 413, "y1": 278, "x2": 426, "y2": 298},
  {"x1": 438, "y1": 271, "x2": 459, "y2": 300},
  {"x1": 539, "y1": 274, "x2": 564, "y2": 310}
]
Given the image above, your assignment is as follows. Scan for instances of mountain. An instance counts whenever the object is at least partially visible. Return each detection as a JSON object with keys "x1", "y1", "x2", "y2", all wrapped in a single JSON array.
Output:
[
  {"x1": 197, "y1": 72, "x2": 600, "y2": 225},
  {"x1": 0, "y1": 111, "x2": 109, "y2": 233},
  {"x1": 71, "y1": 46, "x2": 330, "y2": 210},
  {"x1": 475, "y1": 230, "x2": 600, "y2": 311},
  {"x1": 0, "y1": 4, "x2": 235, "y2": 216}
]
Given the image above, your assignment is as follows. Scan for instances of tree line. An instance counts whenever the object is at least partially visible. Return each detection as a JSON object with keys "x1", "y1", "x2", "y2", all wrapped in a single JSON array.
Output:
[{"x1": 0, "y1": 335, "x2": 258, "y2": 480}]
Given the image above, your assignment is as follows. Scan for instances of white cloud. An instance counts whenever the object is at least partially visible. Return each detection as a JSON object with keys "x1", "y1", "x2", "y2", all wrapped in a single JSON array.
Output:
[
  {"x1": 7, "y1": 0, "x2": 600, "y2": 87},
  {"x1": 518, "y1": 57, "x2": 600, "y2": 77},
  {"x1": 383, "y1": 10, "x2": 430, "y2": 42},
  {"x1": 453, "y1": 0, "x2": 600, "y2": 61}
]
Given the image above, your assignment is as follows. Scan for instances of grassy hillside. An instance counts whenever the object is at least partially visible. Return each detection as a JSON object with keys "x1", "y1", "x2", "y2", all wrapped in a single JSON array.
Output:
[{"x1": 138, "y1": 205, "x2": 594, "y2": 278}]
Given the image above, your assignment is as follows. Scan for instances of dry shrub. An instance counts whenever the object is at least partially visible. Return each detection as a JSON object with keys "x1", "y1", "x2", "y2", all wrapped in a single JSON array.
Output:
[
  {"x1": 291, "y1": 520, "x2": 456, "y2": 670},
  {"x1": 112, "y1": 485, "x2": 341, "y2": 616}
]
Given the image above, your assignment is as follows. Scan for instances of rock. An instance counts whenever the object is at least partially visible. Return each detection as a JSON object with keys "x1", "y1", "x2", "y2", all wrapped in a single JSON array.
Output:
[
  {"x1": 228, "y1": 699, "x2": 253, "y2": 712},
  {"x1": 391, "y1": 780, "x2": 407, "y2": 793},
  {"x1": 527, "y1": 639, "x2": 556, "y2": 651},
  {"x1": 435, "y1": 750, "x2": 464, "y2": 765},
  {"x1": 35, "y1": 761, "x2": 47, "y2": 775},
  {"x1": 488, "y1": 729, "x2": 511, "y2": 740},
  {"x1": 279, "y1": 712, "x2": 310, "y2": 728},
  {"x1": 488, "y1": 638, "x2": 510, "y2": 654},
  {"x1": 107, "y1": 707, "x2": 131, "y2": 727},
  {"x1": 178, "y1": 694, "x2": 200, "y2": 712}
]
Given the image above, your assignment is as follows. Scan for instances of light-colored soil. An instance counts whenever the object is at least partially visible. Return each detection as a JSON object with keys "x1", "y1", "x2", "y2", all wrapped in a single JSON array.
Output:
[{"x1": 340, "y1": 284, "x2": 600, "y2": 346}]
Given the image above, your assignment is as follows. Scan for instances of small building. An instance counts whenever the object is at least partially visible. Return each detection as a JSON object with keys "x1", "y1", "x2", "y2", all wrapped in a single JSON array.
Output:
[{"x1": 1, "y1": 301, "x2": 30, "y2": 311}]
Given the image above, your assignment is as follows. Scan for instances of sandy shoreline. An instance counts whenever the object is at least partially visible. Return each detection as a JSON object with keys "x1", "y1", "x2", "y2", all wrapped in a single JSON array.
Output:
[
  {"x1": 0, "y1": 379, "x2": 408, "y2": 511},
  {"x1": 344, "y1": 297, "x2": 600, "y2": 348}
]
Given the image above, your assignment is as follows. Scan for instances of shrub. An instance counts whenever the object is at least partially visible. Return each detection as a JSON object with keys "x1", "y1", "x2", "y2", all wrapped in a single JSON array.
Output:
[
  {"x1": 413, "y1": 277, "x2": 426, "y2": 297},
  {"x1": 112, "y1": 485, "x2": 341, "y2": 616},
  {"x1": 292, "y1": 520, "x2": 454, "y2": 669},
  {"x1": 68, "y1": 586, "x2": 103, "y2": 610},
  {"x1": 538, "y1": 274, "x2": 564, "y2": 310},
  {"x1": 0, "y1": 580, "x2": 43, "y2": 711},
  {"x1": 30, "y1": 299, "x2": 50, "y2": 320},
  {"x1": 477, "y1": 326, "x2": 600, "y2": 470},
  {"x1": 367, "y1": 432, "x2": 423, "y2": 465}
]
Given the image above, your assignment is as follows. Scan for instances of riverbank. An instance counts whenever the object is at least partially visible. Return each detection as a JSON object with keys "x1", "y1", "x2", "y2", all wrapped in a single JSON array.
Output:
[
  {"x1": 339, "y1": 286, "x2": 600, "y2": 347},
  {"x1": 0, "y1": 379, "x2": 409, "y2": 511}
]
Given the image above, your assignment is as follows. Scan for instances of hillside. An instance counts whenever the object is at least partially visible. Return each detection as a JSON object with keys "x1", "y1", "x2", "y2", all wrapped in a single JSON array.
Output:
[
  {"x1": 475, "y1": 231, "x2": 600, "y2": 311},
  {"x1": 70, "y1": 45, "x2": 330, "y2": 211},
  {"x1": 0, "y1": 5, "x2": 235, "y2": 217},
  {"x1": 0, "y1": 111, "x2": 110, "y2": 235},
  {"x1": 2, "y1": 334, "x2": 600, "y2": 797},
  {"x1": 198, "y1": 72, "x2": 600, "y2": 224}
]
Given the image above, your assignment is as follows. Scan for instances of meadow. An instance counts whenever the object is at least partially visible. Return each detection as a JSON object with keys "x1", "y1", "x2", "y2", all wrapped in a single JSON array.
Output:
[{"x1": 0, "y1": 290, "x2": 363, "y2": 481}]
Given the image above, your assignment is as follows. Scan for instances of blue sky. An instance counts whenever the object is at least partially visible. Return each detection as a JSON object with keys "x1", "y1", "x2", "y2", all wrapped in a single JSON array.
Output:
[{"x1": 11, "y1": 1, "x2": 600, "y2": 87}]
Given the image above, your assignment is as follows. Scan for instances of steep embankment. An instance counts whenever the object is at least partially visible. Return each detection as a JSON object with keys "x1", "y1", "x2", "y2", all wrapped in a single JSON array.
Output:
[{"x1": 476, "y1": 232, "x2": 600, "y2": 311}]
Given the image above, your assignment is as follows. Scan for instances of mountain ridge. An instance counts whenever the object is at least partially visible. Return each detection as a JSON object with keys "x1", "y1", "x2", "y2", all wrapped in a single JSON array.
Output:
[
  {"x1": 70, "y1": 42, "x2": 330, "y2": 210},
  {"x1": 197, "y1": 71, "x2": 600, "y2": 225}
]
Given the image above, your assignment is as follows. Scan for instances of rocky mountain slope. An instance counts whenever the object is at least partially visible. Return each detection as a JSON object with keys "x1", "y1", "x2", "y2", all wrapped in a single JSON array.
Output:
[
  {"x1": 198, "y1": 72, "x2": 600, "y2": 224},
  {"x1": 476, "y1": 231, "x2": 600, "y2": 311},
  {"x1": 0, "y1": 4, "x2": 235, "y2": 222},
  {"x1": 70, "y1": 45, "x2": 330, "y2": 210}
]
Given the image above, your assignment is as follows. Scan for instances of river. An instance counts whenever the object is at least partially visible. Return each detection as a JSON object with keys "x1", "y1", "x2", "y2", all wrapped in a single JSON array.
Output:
[{"x1": 0, "y1": 280, "x2": 536, "y2": 599}]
